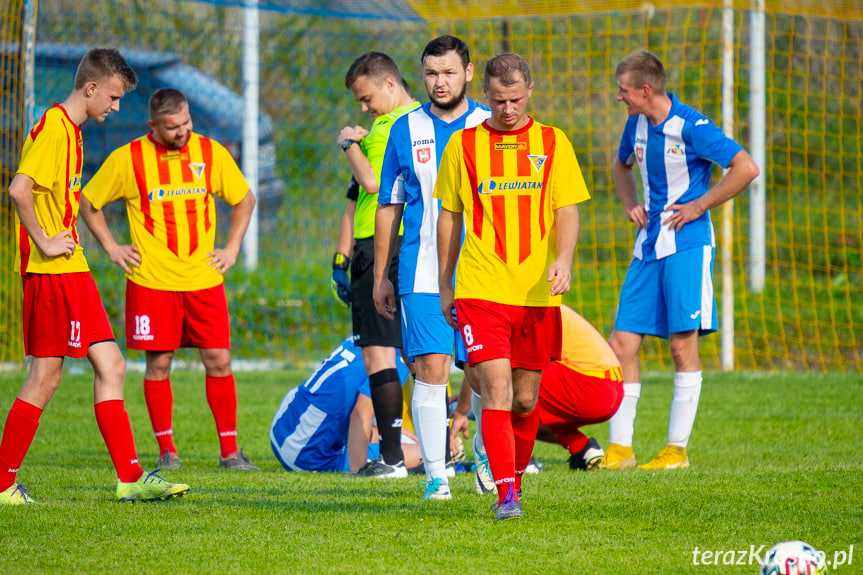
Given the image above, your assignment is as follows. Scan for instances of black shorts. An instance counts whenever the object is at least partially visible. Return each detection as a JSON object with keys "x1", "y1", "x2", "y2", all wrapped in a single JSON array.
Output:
[{"x1": 351, "y1": 236, "x2": 403, "y2": 348}]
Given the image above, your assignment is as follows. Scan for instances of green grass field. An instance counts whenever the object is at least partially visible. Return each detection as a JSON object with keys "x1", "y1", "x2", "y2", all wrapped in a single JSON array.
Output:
[{"x1": 0, "y1": 368, "x2": 860, "y2": 574}]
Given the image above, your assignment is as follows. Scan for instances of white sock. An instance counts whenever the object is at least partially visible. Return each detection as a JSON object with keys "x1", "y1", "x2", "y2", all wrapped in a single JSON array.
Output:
[
  {"x1": 412, "y1": 380, "x2": 448, "y2": 481},
  {"x1": 471, "y1": 390, "x2": 485, "y2": 457},
  {"x1": 608, "y1": 383, "x2": 641, "y2": 447},
  {"x1": 668, "y1": 371, "x2": 702, "y2": 448}
]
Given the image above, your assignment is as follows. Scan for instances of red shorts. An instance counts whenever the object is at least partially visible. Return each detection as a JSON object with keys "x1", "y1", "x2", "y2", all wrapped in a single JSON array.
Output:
[
  {"x1": 455, "y1": 299, "x2": 562, "y2": 370},
  {"x1": 538, "y1": 362, "x2": 624, "y2": 427},
  {"x1": 125, "y1": 280, "x2": 230, "y2": 350},
  {"x1": 22, "y1": 272, "x2": 115, "y2": 358}
]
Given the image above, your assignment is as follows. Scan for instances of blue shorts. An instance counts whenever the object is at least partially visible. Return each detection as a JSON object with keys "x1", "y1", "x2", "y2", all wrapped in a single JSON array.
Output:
[
  {"x1": 614, "y1": 246, "x2": 717, "y2": 339},
  {"x1": 400, "y1": 292, "x2": 458, "y2": 362}
]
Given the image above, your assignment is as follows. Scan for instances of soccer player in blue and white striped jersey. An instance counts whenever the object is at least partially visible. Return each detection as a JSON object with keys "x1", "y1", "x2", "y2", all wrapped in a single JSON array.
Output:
[
  {"x1": 269, "y1": 337, "x2": 414, "y2": 473},
  {"x1": 605, "y1": 50, "x2": 759, "y2": 470},
  {"x1": 374, "y1": 35, "x2": 490, "y2": 500}
]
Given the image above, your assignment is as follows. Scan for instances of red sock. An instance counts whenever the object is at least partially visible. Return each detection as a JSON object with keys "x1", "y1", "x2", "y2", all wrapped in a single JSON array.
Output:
[
  {"x1": 0, "y1": 399, "x2": 43, "y2": 491},
  {"x1": 482, "y1": 409, "x2": 515, "y2": 503},
  {"x1": 512, "y1": 407, "x2": 540, "y2": 494},
  {"x1": 206, "y1": 374, "x2": 238, "y2": 458},
  {"x1": 143, "y1": 378, "x2": 177, "y2": 456},
  {"x1": 562, "y1": 432, "x2": 588, "y2": 455},
  {"x1": 94, "y1": 400, "x2": 144, "y2": 483}
]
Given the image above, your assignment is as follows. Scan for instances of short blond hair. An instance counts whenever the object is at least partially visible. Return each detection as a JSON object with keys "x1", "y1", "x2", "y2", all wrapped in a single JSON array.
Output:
[{"x1": 615, "y1": 49, "x2": 666, "y2": 93}]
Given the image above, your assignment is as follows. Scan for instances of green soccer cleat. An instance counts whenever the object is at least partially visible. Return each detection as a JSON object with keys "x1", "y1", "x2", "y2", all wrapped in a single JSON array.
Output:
[
  {"x1": 117, "y1": 470, "x2": 190, "y2": 502},
  {"x1": 0, "y1": 484, "x2": 35, "y2": 505}
]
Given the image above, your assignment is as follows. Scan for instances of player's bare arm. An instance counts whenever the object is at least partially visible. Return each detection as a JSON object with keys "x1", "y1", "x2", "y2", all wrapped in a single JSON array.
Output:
[
  {"x1": 612, "y1": 157, "x2": 647, "y2": 229},
  {"x1": 8, "y1": 173, "x2": 76, "y2": 258},
  {"x1": 663, "y1": 149, "x2": 760, "y2": 232},
  {"x1": 79, "y1": 195, "x2": 141, "y2": 274},
  {"x1": 548, "y1": 203, "x2": 579, "y2": 296},
  {"x1": 372, "y1": 202, "x2": 404, "y2": 320},
  {"x1": 437, "y1": 207, "x2": 463, "y2": 329},
  {"x1": 208, "y1": 189, "x2": 256, "y2": 274},
  {"x1": 337, "y1": 125, "x2": 378, "y2": 193}
]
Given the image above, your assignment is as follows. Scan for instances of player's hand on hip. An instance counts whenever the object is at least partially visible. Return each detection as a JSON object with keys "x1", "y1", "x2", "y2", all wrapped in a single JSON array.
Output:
[
  {"x1": 108, "y1": 244, "x2": 141, "y2": 275},
  {"x1": 40, "y1": 229, "x2": 76, "y2": 258},
  {"x1": 628, "y1": 204, "x2": 648, "y2": 229},
  {"x1": 663, "y1": 201, "x2": 704, "y2": 232},
  {"x1": 373, "y1": 279, "x2": 397, "y2": 320},
  {"x1": 547, "y1": 262, "x2": 572, "y2": 296},
  {"x1": 207, "y1": 248, "x2": 238, "y2": 274}
]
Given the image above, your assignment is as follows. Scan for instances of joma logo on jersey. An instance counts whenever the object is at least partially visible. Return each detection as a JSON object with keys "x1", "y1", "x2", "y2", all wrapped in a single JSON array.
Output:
[
  {"x1": 416, "y1": 148, "x2": 431, "y2": 164},
  {"x1": 667, "y1": 143, "x2": 685, "y2": 155},
  {"x1": 413, "y1": 138, "x2": 434, "y2": 146},
  {"x1": 494, "y1": 142, "x2": 527, "y2": 151}
]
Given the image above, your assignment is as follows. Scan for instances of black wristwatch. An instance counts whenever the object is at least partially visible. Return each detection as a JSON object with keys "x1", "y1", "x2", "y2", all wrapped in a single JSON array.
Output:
[{"x1": 340, "y1": 138, "x2": 359, "y2": 152}]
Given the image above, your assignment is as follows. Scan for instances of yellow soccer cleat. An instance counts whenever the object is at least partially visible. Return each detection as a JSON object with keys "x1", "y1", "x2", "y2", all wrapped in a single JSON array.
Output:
[
  {"x1": 638, "y1": 445, "x2": 690, "y2": 470},
  {"x1": 0, "y1": 484, "x2": 35, "y2": 505},
  {"x1": 117, "y1": 470, "x2": 190, "y2": 502},
  {"x1": 599, "y1": 443, "x2": 637, "y2": 470}
]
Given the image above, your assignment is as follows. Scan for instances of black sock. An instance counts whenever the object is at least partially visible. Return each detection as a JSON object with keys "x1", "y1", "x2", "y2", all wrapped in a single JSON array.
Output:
[{"x1": 369, "y1": 369, "x2": 404, "y2": 465}]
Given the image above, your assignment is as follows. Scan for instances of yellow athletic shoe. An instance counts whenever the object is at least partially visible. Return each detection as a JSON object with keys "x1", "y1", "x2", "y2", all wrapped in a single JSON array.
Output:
[
  {"x1": 0, "y1": 484, "x2": 35, "y2": 505},
  {"x1": 599, "y1": 443, "x2": 636, "y2": 470},
  {"x1": 638, "y1": 445, "x2": 690, "y2": 470},
  {"x1": 117, "y1": 470, "x2": 190, "y2": 502}
]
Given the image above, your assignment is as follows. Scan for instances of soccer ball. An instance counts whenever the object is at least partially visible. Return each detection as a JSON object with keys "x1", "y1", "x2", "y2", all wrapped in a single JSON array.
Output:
[{"x1": 759, "y1": 541, "x2": 827, "y2": 575}]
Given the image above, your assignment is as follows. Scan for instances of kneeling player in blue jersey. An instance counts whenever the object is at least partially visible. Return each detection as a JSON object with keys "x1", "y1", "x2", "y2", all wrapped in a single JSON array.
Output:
[{"x1": 270, "y1": 337, "x2": 421, "y2": 473}]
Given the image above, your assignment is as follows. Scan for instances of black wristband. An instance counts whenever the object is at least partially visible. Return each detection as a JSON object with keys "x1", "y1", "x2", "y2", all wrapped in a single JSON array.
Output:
[{"x1": 332, "y1": 252, "x2": 350, "y2": 270}]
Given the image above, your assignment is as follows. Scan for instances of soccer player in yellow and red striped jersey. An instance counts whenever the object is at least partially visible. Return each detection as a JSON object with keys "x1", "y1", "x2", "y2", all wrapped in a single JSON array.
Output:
[
  {"x1": 81, "y1": 88, "x2": 259, "y2": 472},
  {"x1": 0, "y1": 47, "x2": 189, "y2": 505},
  {"x1": 435, "y1": 53, "x2": 590, "y2": 520}
]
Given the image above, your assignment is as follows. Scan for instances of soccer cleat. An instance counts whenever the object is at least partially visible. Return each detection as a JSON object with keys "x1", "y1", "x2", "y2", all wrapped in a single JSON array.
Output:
[
  {"x1": 600, "y1": 443, "x2": 637, "y2": 470},
  {"x1": 157, "y1": 449, "x2": 181, "y2": 470},
  {"x1": 569, "y1": 437, "x2": 605, "y2": 471},
  {"x1": 351, "y1": 456, "x2": 408, "y2": 479},
  {"x1": 423, "y1": 477, "x2": 452, "y2": 501},
  {"x1": 116, "y1": 470, "x2": 190, "y2": 502},
  {"x1": 0, "y1": 484, "x2": 35, "y2": 505},
  {"x1": 491, "y1": 484, "x2": 522, "y2": 521},
  {"x1": 638, "y1": 445, "x2": 690, "y2": 470},
  {"x1": 474, "y1": 452, "x2": 495, "y2": 495},
  {"x1": 450, "y1": 435, "x2": 466, "y2": 464},
  {"x1": 219, "y1": 449, "x2": 261, "y2": 471},
  {"x1": 524, "y1": 457, "x2": 543, "y2": 474}
]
